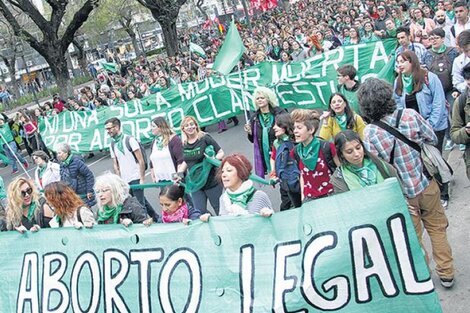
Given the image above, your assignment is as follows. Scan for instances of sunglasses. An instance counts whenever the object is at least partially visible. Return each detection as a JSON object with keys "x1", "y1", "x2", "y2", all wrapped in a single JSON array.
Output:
[{"x1": 21, "y1": 187, "x2": 33, "y2": 198}]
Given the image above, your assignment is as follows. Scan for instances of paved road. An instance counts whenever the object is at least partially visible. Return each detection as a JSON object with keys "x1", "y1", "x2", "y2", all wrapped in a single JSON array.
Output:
[{"x1": 1, "y1": 116, "x2": 467, "y2": 311}]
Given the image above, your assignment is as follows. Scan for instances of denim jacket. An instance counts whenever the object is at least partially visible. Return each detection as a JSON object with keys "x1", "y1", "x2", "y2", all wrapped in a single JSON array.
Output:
[{"x1": 393, "y1": 71, "x2": 448, "y2": 131}]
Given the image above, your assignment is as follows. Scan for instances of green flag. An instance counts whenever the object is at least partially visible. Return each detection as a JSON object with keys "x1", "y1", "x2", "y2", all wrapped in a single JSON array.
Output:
[
  {"x1": 101, "y1": 62, "x2": 117, "y2": 73},
  {"x1": 212, "y1": 20, "x2": 246, "y2": 75},
  {"x1": 190, "y1": 42, "x2": 206, "y2": 58}
]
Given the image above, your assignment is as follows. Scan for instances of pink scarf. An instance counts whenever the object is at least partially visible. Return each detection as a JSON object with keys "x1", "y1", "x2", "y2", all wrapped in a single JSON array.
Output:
[{"x1": 162, "y1": 203, "x2": 189, "y2": 223}]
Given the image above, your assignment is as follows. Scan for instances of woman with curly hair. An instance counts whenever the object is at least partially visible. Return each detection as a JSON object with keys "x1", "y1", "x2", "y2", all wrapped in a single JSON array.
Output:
[
  {"x1": 5, "y1": 177, "x2": 54, "y2": 232},
  {"x1": 44, "y1": 181, "x2": 96, "y2": 228}
]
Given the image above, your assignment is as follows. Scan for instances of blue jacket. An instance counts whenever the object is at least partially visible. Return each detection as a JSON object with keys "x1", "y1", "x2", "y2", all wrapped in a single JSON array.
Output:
[
  {"x1": 393, "y1": 71, "x2": 448, "y2": 131},
  {"x1": 60, "y1": 155, "x2": 96, "y2": 207}
]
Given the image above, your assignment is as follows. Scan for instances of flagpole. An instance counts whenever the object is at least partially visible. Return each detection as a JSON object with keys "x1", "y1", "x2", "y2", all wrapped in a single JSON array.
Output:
[
  {"x1": 0, "y1": 133, "x2": 31, "y2": 179},
  {"x1": 237, "y1": 63, "x2": 250, "y2": 124}
]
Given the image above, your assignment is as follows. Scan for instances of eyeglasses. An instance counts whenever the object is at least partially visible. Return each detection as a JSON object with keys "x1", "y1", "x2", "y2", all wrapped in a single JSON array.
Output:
[
  {"x1": 21, "y1": 187, "x2": 33, "y2": 198},
  {"x1": 105, "y1": 126, "x2": 116, "y2": 131},
  {"x1": 429, "y1": 36, "x2": 442, "y2": 40},
  {"x1": 95, "y1": 188, "x2": 110, "y2": 195}
]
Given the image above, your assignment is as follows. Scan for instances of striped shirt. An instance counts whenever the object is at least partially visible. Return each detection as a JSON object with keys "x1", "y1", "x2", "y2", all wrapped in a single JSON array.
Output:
[{"x1": 363, "y1": 109, "x2": 437, "y2": 198}]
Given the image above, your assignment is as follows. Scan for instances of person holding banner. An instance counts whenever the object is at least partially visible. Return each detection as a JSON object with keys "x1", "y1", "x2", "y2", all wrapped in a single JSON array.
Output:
[
  {"x1": 5, "y1": 177, "x2": 54, "y2": 232},
  {"x1": 179, "y1": 116, "x2": 224, "y2": 216},
  {"x1": 159, "y1": 185, "x2": 200, "y2": 224},
  {"x1": 94, "y1": 173, "x2": 152, "y2": 226},
  {"x1": 44, "y1": 182, "x2": 96, "y2": 228},
  {"x1": 291, "y1": 109, "x2": 340, "y2": 202},
  {"x1": 330, "y1": 130, "x2": 400, "y2": 193},
  {"x1": 319, "y1": 93, "x2": 366, "y2": 141}
]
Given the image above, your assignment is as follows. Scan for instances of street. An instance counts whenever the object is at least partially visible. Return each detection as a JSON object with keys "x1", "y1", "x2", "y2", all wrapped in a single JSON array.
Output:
[{"x1": 1, "y1": 116, "x2": 468, "y2": 312}]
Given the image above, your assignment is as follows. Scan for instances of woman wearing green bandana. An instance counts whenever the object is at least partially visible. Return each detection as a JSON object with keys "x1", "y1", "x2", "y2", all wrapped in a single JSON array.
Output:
[
  {"x1": 319, "y1": 93, "x2": 366, "y2": 141},
  {"x1": 5, "y1": 177, "x2": 53, "y2": 232},
  {"x1": 410, "y1": 8, "x2": 436, "y2": 44},
  {"x1": 330, "y1": 130, "x2": 400, "y2": 193},
  {"x1": 200, "y1": 153, "x2": 273, "y2": 222},
  {"x1": 94, "y1": 173, "x2": 152, "y2": 226},
  {"x1": 244, "y1": 87, "x2": 287, "y2": 178}
]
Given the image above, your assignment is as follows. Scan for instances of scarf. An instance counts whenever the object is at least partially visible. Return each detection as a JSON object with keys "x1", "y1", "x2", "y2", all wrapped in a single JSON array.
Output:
[
  {"x1": 221, "y1": 180, "x2": 256, "y2": 215},
  {"x1": 295, "y1": 137, "x2": 321, "y2": 171},
  {"x1": 402, "y1": 74, "x2": 414, "y2": 95},
  {"x1": 162, "y1": 203, "x2": 189, "y2": 223},
  {"x1": 416, "y1": 19, "x2": 425, "y2": 27},
  {"x1": 38, "y1": 164, "x2": 47, "y2": 179},
  {"x1": 387, "y1": 28, "x2": 397, "y2": 37},
  {"x1": 259, "y1": 112, "x2": 274, "y2": 174},
  {"x1": 185, "y1": 145, "x2": 216, "y2": 193},
  {"x1": 97, "y1": 204, "x2": 123, "y2": 224},
  {"x1": 62, "y1": 154, "x2": 73, "y2": 166},
  {"x1": 273, "y1": 134, "x2": 289, "y2": 150},
  {"x1": 113, "y1": 133, "x2": 125, "y2": 154},
  {"x1": 431, "y1": 44, "x2": 447, "y2": 54},
  {"x1": 335, "y1": 114, "x2": 348, "y2": 130},
  {"x1": 153, "y1": 135, "x2": 164, "y2": 151},
  {"x1": 342, "y1": 158, "x2": 384, "y2": 190},
  {"x1": 24, "y1": 201, "x2": 37, "y2": 221}
]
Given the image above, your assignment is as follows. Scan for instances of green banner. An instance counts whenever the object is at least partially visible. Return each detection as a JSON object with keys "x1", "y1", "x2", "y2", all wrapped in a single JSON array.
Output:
[
  {"x1": 40, "y1": 40, "x2": 397, "y2": 153},
  {"x1": 0, "y1": 179, "x2": 442, "y2": 312}
]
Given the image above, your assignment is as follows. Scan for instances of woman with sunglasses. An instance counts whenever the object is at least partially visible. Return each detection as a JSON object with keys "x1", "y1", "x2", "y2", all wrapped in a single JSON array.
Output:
[{"x1": 5, "y1": 177, "x2": 54, "y2": 232}]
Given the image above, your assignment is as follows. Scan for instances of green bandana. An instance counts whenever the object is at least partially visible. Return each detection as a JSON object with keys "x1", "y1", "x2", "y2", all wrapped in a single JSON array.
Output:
[
  {"x1": 259, "y1": 112, "x2": 274, "y2": 174},
  {"x1": 273, "y1": 134, "x2": 289, "y2": 149},
  {"x1": 113, "y1": 133, "x2": 125, "y2": 154},
  {"x1": 185, "y1": 145, "x2": 216, "y2": 193},
  {"x1": 154, "y1": 135, "x2": 164, "y2": 151},
  {"x1": 335, "y1": 114, "x2": 348, "y2": 130},
  {"x1": 24, "y1": 201, "x2": 37, "y2": 221},
  {"x1": 387, "y1": 28, "x2": 397, "y2": 37},
  {"x1": 431, "y1": 44, "x2": 446, "y2": 54},
  {"x1": 97, "y1": 204, "x2": 123, "y2": 224},
  {"x1": 226, "y1": 183, "x2": 256, "y2": 209},
  {"x1": 62, "y1": 154, "x2": 73, "y2": 166},
  {"x1": 295, "y1": 137, "x2": 321, "y2": 171},
  {"x1": 402, "y1": 74, "x2": 414, "y2": 94},
  {"x1": 416, "y1": 19, "x2": 425, "y2": 27},
  {"x1": 342, "y1": 158, "x2": 384, "y2": 190},
  {"x1": 38, "y1": 164, "x2": 47, "y2": 179}
]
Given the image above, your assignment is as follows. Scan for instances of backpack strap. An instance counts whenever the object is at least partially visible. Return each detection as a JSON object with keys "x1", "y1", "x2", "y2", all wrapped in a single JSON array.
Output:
[
  {"x1": 451, "y1": 25, "x2": 456, "y2": 38},
  {"x1": 319, "y1": 139, "x2": 336, "y2": 173},
  {"x1": 458, "y1": 89, "x2": 468, "y2": 123}
]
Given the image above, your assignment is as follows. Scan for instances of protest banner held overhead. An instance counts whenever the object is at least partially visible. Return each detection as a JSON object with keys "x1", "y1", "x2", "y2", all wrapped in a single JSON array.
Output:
[
  {"x1": 39, "y1": 40, "x2": 396, "y2": 153},
  {"x1": 0, "y1": 179, "x2": 442, "y2": 312}
]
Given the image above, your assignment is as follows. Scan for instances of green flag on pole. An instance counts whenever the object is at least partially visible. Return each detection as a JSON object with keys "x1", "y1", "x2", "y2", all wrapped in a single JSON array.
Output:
[
  {"x1": 212, "y1": 20, "x2": 246, "y2": 75},
  {"x1": 190, "y1": 42, "x2": 207, "y2": 58},
  {"x1": 101, "y1": 62, "x2": 118, "y2": 73}
]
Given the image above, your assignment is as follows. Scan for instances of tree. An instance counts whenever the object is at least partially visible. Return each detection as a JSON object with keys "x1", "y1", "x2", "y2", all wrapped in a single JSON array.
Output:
[
  {"x1": 0, "y1": 0, "x2": 100, "y2": 98},
  {"x1": 137, "y1": 0, "x2": 189, "y2": 57},
  {"x1": 195, "y1": 0, "x2": 208, "y2": 20},
  {"x1": 0, "y1": 20, "x2": 21, "y2": 99}
]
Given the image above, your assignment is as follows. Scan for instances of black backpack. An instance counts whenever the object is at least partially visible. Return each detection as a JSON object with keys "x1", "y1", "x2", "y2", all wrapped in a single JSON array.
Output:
[
  {"x1": 110, "y1": 135, "x2": 149, "y2": 170},
  {"x1": 274, "y1": 141, "x2": 301, "y2": 193},
  {"x1": 427, "y1": 47, "x2": 454, "y2": 92}
]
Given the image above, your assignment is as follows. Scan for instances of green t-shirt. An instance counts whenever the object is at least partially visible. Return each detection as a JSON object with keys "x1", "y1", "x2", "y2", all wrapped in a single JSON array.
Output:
[{"x1": 0, "y1": 124, "x2": 14, "y2": 143}]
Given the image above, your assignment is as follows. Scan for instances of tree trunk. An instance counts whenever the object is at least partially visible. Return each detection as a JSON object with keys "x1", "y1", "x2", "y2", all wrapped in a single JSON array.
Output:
[
  {"x1": 47, "y1": 53, "x2": 73, "y2": 99},
  {"x1": 73, "y1": 40, "x2": 89, "y2": 77},
  {"x1": 3, "y1": 56, "x2": 20, "y2": 99},
  {"x1": 127, "y1": 29, "x2": 142, "y2": 56},
  {"x1": 153, "y1": 15, "x2": 179, "y2": 57}
]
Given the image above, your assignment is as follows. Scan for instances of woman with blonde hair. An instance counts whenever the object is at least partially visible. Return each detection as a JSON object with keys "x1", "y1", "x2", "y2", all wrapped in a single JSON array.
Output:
[
  {"x1": 178, "y1": 116, "x2": 224, "y2": 215},
  {"x1": 44, "y1": 181, "x2": 95, "y2": 228},
  {"x1": 94, "y1": 172, "x2": 152, "y2": 226},
  {"x1": 6, "y1": 177, "x2": 54, "y2": 232}
]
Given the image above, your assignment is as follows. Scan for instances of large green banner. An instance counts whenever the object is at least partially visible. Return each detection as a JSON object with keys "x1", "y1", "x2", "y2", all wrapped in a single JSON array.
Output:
[
  {"x1": 0, "y1": 179, "x2": 442, "y2": 312},
  {"x1": 39, "y1": 40, "x2": 396, "y2": 153}
]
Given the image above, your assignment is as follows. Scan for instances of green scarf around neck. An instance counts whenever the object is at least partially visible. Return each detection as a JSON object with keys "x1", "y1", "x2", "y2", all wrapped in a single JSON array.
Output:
[
  {"x1": 24, "y1": 201, "x2": 37, "y2": 221},
  {"x1": 38, "y1": 164, "x2": 47, "y2": 178},
  {"x1": 259, "y1": 112, "x2": 274, "y2": 173},
  {"x1": 97, "y1": 204, "x2": 123, "y2": 224},
  {"x1": 335, "y1": 114, "x2": 348, "y2": 130},
  {"x1": 154, "y1": 135, "x2": 164, "y2": 151},
  {"x1": 273, "y1": 134, "x2": 289, "y2": 149},
  {"x1": 113, "y1": 133, "x2": 125, "y2": 154},
  {"x1": 296, "y1": 137, "x2": 320, "y2": 170},
  {"x1": 226, "y1": 181, "x2": 256, "y2": 209},
  {"x1": 62, "y1": 154, "x2": 73, "y2": 166},
  {"x1": 431, "y1": 44, "x2": 446, "y2": 54},
  {"x1": 402, "y1": 74, "x2": 414, "y2": 94},
  {"x1": 342, "y1": 158, "x2": 384, "y2": 190}
]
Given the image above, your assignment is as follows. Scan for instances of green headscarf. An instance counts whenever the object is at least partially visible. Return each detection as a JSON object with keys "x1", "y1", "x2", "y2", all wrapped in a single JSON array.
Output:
[
  {"x1": 295, "y1": 137, "x2": 320, "y2": 170},
  {"x1": 38, "y1": 164, "x2": 47, "y2": 179},
  {"x1": 184, "y1": 145, "x2": 216, "y2": 193},
  {"x1": 273, "y1": 134, "x2": 290, "y2": 150},
  {"x1": 431, "y1": 44, "x2": 446, "y2": 54},
  {"x1": 226, "y1": 181, "x2": 256, "y2": 209},
  {"x1": 342, "y1": 158, "x2": 384, "y2": 190},
  {"x1": 335, "y1": 114, "x2": 348, "y2": 130},
  {"x1": 97, "y1": 204, "x2": 123, "y2": 224},
  {"x1": 113, "y1": 133, "x2": 125, "y2": 154}
]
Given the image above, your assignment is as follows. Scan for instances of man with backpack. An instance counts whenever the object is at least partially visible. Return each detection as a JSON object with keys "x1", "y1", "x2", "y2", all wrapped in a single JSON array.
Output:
[
  {"x1": 104, "y1": 117, "x2": 157, "y2": 220},
  {"x1": 447, "y1": 1, "x2": 470, "y2": 47}
]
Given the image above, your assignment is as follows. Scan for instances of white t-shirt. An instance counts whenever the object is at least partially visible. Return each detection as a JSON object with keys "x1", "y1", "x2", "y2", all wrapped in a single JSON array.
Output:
[
  {"x1": 150, "y1": 143, "x2": 175, "y2": 181},
  {"x1": 110, "y1": 134, "x2": 141, "y2": 183}
]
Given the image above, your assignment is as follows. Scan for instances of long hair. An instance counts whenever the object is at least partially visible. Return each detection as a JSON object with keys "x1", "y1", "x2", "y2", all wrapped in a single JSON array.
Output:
[
  {"x1": 152, "y1": 116, "x2": 175, "y2": 147},
  {"x1": 6, "y1": 177, "x2": 40, "y2": 229},
  {"x1": 180, "y1": 116, "x2": 205, "y2": 144},
  {"x1": 94, "y1": 172, "x2": 130, "y2": 212},
  {"x1": 395, "y1": 50, "x2": 427, "y2": 96},
  {"x1": 44, "y1": 182, "x2": 84, "y2": 221},
  {"x1": 328, "y1": 93, "x2": 356, "y2": 130}
]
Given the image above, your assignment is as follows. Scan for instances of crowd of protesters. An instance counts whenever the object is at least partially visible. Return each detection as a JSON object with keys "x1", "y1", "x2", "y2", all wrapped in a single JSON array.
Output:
[{"x1": 1, "y1": 0, "x2": 470, "y2": 292}]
